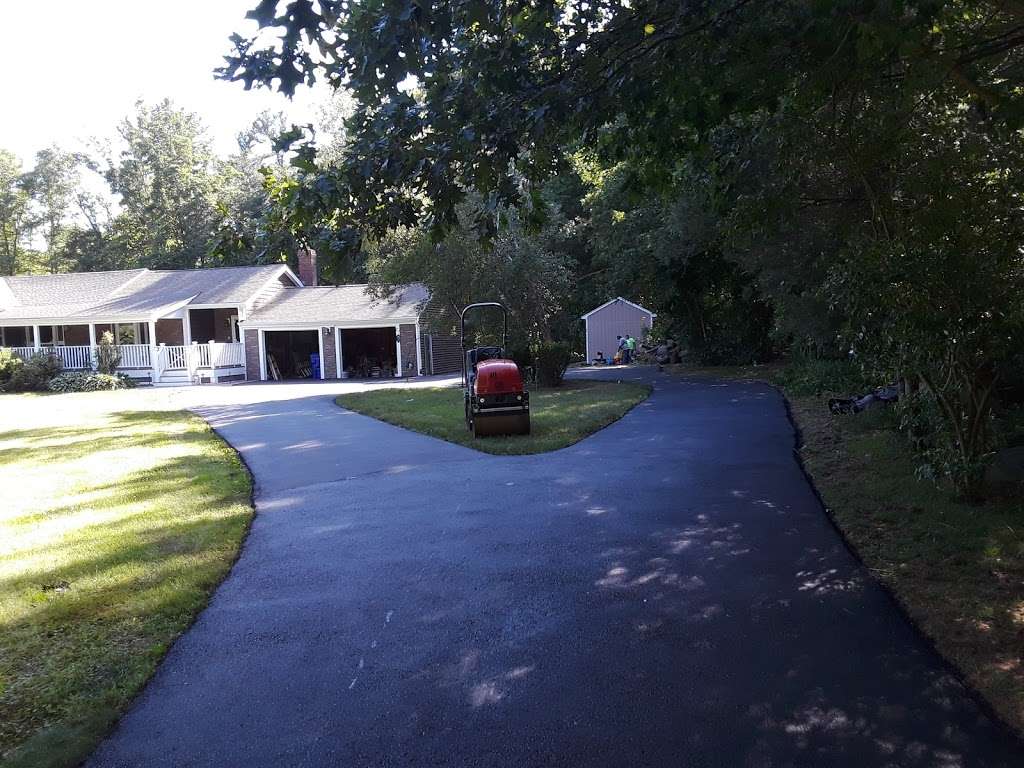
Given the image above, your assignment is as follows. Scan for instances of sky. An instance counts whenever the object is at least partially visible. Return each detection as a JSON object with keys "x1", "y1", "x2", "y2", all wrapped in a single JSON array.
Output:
[{"x1": 0, "y1": 0, "x2": 330, "y2": 165}]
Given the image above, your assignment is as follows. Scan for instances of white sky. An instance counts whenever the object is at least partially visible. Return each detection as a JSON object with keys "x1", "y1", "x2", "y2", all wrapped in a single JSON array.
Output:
[{"x1": 0, "y1": 0, "x2": 330, "y2": 165}]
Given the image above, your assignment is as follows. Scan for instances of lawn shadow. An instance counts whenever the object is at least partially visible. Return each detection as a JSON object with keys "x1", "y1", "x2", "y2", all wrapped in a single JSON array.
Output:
[
  {"x1": 1, "y1": 440, "x2": 252, "y2": 767},
  {"x1": 0, "y1": 411, "x2": 202, "y2": 466}
]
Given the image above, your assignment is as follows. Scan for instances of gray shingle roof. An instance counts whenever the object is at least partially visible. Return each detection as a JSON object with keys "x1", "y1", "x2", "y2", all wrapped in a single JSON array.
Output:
[
  {"x1": 107, "y1": 266, "x2": 291, "y2": 307},
  {"x1": 0, "y1": 265, "x2": 290, "y2": 323},
  {"x1": 1, "y1": 269, "x2": 145, "y2": 319},
  {"x1": 245, "y1": 283, "x2": 429, "y2": 325}
]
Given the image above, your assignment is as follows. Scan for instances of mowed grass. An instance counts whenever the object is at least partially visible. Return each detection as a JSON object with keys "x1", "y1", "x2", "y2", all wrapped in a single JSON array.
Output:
[
  {"x1": 0, "y1": 397, "x2": 253, "y2": 768},
  {"x1": 789, "y1": 397, "x2": 1024, "y2": 732},
  {"x1": 336, "y1": 379, "x2": 651, "y2": 454}
]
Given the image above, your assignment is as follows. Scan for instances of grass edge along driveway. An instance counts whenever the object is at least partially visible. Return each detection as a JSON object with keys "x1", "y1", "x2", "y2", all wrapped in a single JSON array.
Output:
[
  {"x1": 0, "y1": 400, "x2": 253, "y2": 768},
  {"x1": 336, "y1": 379, "x2": 651, "y2": 454}
]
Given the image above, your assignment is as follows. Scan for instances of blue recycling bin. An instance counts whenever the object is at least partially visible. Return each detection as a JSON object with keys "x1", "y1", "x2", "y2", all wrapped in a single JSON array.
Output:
[{"x1": 310, "y1": 353, "x2": 320, "y2": 379}]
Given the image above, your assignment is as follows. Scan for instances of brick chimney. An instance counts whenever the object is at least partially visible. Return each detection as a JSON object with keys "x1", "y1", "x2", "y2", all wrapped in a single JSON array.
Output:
[{"x1": 298, "y1": 246, "x2": 318, "y2": 286}]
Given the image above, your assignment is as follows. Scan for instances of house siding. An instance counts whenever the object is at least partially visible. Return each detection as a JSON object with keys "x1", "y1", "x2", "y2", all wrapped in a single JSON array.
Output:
[
  {"x1": 585, "y1": 300, "x2": 653, "y2": 362},
  {"x1": 244, "y1": 329, "x2": 260, "y2": 381},
  {"x1": 426, "y1": 333, "x2": 462, "y2": 375},
  {"x1": 416, "y1": 296, "x2": 464, "y2": 375},
  {"x1": 399, "y1": 323, "x2": 417, "y2": 376},
  {"x1": 419, "y1": 326, "x2": 430, "y2": 375},
  {"x1": 250, "y1": 273, "x2": 296, "y2": 311},
  {"x1": 321, "y1": 328, "x2": 338, "y2": 378}
]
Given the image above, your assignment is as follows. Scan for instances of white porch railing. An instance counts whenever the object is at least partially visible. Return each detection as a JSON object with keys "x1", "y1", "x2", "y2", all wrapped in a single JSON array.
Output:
[
  {"x1": 52, "y1": 345, "x2": 93, "y2": 370},
  {"x1": 157, "y1": 343, "x2": 245, "y2": 372},
  {"x1": 161, "y1": 345, "x2": 190, "y2": 371},
  {"x1": 9, "y1": 345, "x2": 93, "y2": 369},
  {"x1": 118, "y1": 344, "x2": 151, "y2": 369},
  {"x1": 209, "y1": 342, "x2": 245, "y2": 367},
  {"x1": 1, "y1": 341, "x2": 244, "y2": 383}
]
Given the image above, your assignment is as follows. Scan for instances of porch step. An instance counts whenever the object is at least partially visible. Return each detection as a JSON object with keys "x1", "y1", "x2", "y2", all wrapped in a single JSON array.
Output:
[{"x1": 155, "y1": 373, "x2": 195, "y2": 386}]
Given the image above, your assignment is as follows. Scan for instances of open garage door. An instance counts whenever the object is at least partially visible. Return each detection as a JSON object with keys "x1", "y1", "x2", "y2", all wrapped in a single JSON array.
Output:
[
  {"x1": 264, "y1": 330, "x2": 320, "y2": 380},
  {"x1": 339, "y1": 327, "x2": 397, "y2": 378}
]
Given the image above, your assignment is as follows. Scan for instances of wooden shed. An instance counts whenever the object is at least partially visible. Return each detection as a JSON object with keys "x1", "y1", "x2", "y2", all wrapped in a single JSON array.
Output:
[{"x1": 581, "y1": 297, "x2": 656, "y2": 363}]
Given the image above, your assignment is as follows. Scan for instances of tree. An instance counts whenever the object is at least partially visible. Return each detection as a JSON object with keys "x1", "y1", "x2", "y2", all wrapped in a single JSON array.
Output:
[
  {"x1": 220, "y1": 2, "x2": 1024, "y2": 233},
  {"x1": 583, "y1": 159, "x2": 773, "y2": 364},
  {"x1": 210, "y1": 105, "x2": 366, "y2": 282},
  {"x1": 105, "y1": 100, "x2": 219, "y2": 269},
  {"x1": 312, "y1": 90, "x2": 354, "y2": 164},
  {"x1": 22, "y1": 147, "x2": 82, "y2": 273},
  {"x1": 211, "y1": 111, "x2": 300, "y2": 269},
  {"x1": 366, "y1": 196, "x2": 572, "y2": 343},
  {"x1": 223, "y1": 1, "x2": 1024, "y2": 497},
  {"x1": 0, "y1": 150, "x2": 30, "y2": 276},
  {"x1": 235, "y1": 109, "x2": 290, "y2": 167}
]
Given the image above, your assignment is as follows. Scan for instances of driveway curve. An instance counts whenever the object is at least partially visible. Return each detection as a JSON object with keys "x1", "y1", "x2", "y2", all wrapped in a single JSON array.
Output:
[{"x1": 89, "y1": 367, "x2": 1024, "y2": 767}]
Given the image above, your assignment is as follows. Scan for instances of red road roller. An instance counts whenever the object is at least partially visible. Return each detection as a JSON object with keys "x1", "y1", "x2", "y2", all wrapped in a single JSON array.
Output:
[{"x1": 462, "y1": 302, "x2": 531, "y2": 437}]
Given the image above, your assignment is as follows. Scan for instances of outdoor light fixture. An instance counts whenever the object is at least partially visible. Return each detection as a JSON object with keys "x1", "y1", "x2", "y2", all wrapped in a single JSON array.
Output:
[{"x1": 323, "y1": 327, "x2": 333, "y2": 336}]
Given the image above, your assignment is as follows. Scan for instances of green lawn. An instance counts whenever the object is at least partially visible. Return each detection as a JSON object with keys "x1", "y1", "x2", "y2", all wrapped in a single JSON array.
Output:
[
  {"x1": 674, "y1": 364, "x2": 1024, "y2": 734},
  {"x1": 0, "y1": 397, "x2": 253, "y2": 768},
  {"x1": 336, "y1": 380, "x2": 651, "y2": 454}
]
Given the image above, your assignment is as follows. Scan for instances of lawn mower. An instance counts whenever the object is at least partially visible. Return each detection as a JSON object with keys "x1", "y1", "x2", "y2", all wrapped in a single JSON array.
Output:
[{"x1": 461, "y1": 302, "x2": 531, "y2": 437}]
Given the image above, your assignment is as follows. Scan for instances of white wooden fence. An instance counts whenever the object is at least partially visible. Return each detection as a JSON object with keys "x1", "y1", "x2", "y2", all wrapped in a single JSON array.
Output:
[{"x1": 3, "y1": 342, "x2": 244, "y2": 383}]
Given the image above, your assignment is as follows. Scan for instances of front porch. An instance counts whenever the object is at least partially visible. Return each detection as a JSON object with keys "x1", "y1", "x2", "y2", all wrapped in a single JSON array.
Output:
[
  {"x1": 1, "y1": 310, "x2": 245, "y2": 385},
  {"x1": 3, "y1": 341, "x2": 246, "y2": 384}
]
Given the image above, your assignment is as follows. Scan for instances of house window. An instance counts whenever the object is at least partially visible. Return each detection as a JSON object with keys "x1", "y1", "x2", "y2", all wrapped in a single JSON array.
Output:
[{"x1": 115, "y1": 324, "x2": 137, "y2": 344}]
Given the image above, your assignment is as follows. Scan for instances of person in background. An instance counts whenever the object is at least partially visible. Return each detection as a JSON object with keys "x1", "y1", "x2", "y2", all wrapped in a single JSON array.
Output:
[
  {"x1": 625, "y1": 334, "x2": 636, "y2": 364},
  {"x1": 616, "y1": 335, "x2": 627, "y2": 364}
]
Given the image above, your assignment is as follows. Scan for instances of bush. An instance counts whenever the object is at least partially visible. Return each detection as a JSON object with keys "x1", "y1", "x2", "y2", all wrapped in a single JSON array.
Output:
[
  {"x1": 774, "y1": 356, "x2": 870, "y2": 397},
  {"x1": 96, "y1": 331, "x2": 121, "y2": 374},
  {"x1": 505, "y1": 342, "x2": 533, "y2": 373},
  {"x1": 6, "y1": 354, "x2": 63, "y2": 392},
  {"x1": 0, "y1": 347, "x2": 23, "y2": 385},
  {"x1": 535, "y1": 341, "x2": 573, "y2": 387},
  {"x1": 47, "y1": 372, "x2": 136, "y2": 393},
  {"x1": 897, "y1": 390, "x2": 990, "y2": 499}
]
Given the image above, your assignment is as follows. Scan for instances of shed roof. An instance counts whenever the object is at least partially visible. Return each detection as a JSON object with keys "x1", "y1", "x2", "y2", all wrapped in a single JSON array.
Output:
[
  {"x1": 581, "y1": 296, "x2": 657, "y2": 320},
  {"x1": 243, "y1": 283, "x2": 429, "y2": 326}
]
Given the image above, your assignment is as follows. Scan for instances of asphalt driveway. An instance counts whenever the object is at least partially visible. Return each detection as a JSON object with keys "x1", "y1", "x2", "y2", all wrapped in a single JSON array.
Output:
[{"x1": 88, "y1": 368, "x2": 1024, "y2": 767}]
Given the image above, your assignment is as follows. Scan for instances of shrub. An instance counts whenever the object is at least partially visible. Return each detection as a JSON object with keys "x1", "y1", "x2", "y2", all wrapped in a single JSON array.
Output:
[
  {"x1": 0, "y1": 347, "x2": 23, "y2": 385},
  {"x1": 47, "y1": 372, "x2": 135, "y2": 393},
  {"x1": 535, "y1": 341, "x2": 573, "y2": 387},
  {"x1": 505, "y1": 342, "x2": 533, "y2": 373},
  {"x1": 897, "y1": 390, "x2": 991, "y2": 499},
  {"x1": 96, "y1": 331, "x2": 121, "y2": 374},
  {"x1": 6, "y1": 354, "x2": 63, "y2": 392},
  {"x1": 774, "y1": 356, "x2": 870, "y2": 397}
]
